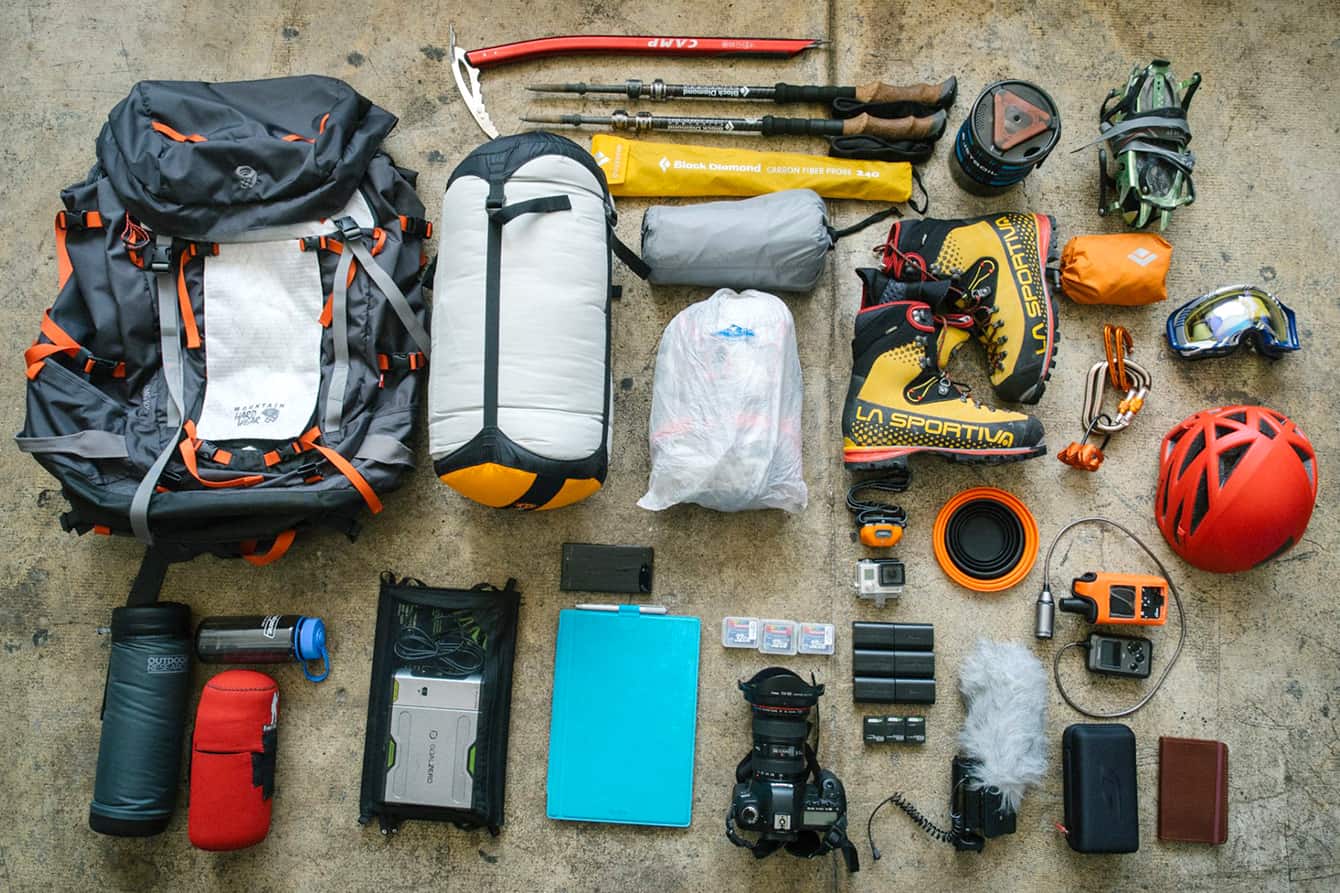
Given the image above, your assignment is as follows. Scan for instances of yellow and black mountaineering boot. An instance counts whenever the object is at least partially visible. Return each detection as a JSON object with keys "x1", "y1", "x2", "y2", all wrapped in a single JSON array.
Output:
[
  {"x1": 880, "y1": 213, "x2": 1059, "y2": 404},
  {"x1": 842, "y1": 283, "x2": 1046, "y2": 470}
]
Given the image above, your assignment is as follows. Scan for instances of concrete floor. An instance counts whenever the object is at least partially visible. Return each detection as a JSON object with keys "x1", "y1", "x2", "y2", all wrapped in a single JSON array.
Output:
[{"x1": 2, "y1": 0, "x2": 1337, "y2": 890}]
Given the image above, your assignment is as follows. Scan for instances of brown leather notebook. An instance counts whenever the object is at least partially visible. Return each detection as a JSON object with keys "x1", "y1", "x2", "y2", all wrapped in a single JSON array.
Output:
[{"x1": 1158, "y1": 736, "x2": 1229, "y2": 844}]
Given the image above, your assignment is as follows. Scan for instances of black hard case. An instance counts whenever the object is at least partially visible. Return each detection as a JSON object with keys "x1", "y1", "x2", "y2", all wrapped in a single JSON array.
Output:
[{"x1": 1062, "y1": 723, "x2": 1139, "y2": 853}]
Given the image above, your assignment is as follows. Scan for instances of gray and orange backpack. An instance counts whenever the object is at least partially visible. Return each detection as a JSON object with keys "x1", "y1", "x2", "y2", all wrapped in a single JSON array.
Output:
[{"x1": 16, "y1": 77, "x2": 431, "y2": 592}]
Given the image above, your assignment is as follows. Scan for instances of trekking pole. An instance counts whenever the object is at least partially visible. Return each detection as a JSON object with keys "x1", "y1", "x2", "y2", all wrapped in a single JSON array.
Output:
[
  {"x1": 528, "y1": 77, "x2": 956, "y2": 109},
  {"x1": 521, "y1": 109, "x2": 947, "y2": 141}
]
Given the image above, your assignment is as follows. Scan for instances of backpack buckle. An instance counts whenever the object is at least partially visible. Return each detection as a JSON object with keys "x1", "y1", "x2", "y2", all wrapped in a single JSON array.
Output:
[
  {"x1": 84, "y1": 356, "x2": 122, "y2": 377},
  {"x1": 334, "y1": 216, "x2": 363, "y2": 243},
  {"x1": 146, "y1": 238, "x2": 173, "y2": 273}
]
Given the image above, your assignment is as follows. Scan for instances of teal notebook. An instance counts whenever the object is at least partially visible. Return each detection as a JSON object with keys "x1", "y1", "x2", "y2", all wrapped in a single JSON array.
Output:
[{"x1": 546, "y1": 606, "x2": 701, "y2": 827}]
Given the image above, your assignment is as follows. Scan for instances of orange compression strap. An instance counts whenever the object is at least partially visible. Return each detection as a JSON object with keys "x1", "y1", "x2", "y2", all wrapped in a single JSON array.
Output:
[
  {"x1": 25, "y1": 310, "x2": 126, "y2": 380},
  {"x1": 240, "y1": 529, "x2": 297, "y2": 567},
  {"x1": 54, "y1": 210, "x2": 103, "y2": 290},
  {"x1": 177, "y1": 250, "x2": 202, "y2": 349},
  {"x1": 151, "y1": 120, "x2": 207, "y2": 142},
  {"x1": 299, "y1": 427, "x2": 382, "y2": 513},
  {"x1": 282, "y1": 134, "x2": 315, "y2": 143},
  {"x1": 179, "y1": 421, "x2": 264, "y2": 489},
  {"x1": 55, "y1": 221, "x2": 72, "y2": 290}
]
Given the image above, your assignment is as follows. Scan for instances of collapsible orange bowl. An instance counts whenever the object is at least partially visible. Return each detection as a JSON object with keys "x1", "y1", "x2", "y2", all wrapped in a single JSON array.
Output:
[{"x1": 932, "y1": 487, "x2": 1038, "y2": 592}]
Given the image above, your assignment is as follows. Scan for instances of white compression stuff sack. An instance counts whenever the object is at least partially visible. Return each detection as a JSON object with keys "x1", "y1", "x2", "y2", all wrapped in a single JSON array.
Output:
[{"x1": 639, "y1": 289, "x2": 807, "y2": 513}]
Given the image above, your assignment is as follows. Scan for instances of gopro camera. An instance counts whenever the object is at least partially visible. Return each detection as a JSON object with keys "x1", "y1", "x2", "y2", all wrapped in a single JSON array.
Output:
[
  {"x1": 854, "y1": 558, "x2": 905, "y2": 607},
  {"x1": 385, "y1": 670, "x2": 481, "y2": 810}
]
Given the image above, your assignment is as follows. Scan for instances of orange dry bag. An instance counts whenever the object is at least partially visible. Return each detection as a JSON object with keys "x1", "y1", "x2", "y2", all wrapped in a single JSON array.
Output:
[{"x1": 1060, "y1": 233, "x2": 1172, "y2": 306}]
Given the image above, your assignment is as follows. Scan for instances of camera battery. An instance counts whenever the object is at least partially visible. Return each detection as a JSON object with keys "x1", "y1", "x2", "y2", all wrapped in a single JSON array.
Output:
[
  {"x1": 851, "y1": 621, "x2": 934, "y2": 651},
  {"x1": 852, "y1": 648, "x2": 935, "y2": 679},
  {"x1": 863, "y1": 715, "x2": 927, "y2": 744},
  {"x1": 853, "y1": 677, "x2": 937, "y2": 704}
]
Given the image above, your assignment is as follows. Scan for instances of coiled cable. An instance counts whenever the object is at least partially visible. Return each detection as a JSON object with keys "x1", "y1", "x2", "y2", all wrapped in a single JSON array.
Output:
[
  {"x1": 867, "y1": 771, "x2": 971, "y2": 860},
  {"x1": 393, "y1": 624, "x2": 486, "y2": 677},
  {"x1": 1042, "y1": 517, "x2": 1187, "y2": 718}
]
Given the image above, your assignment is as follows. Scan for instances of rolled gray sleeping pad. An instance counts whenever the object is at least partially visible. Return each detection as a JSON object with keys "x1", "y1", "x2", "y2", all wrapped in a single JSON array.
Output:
[
  {"x1": 89, "y1": 603, "x2": 193, "y2": 837},
  {"x1": 641, "y1": 189, "x2": 834, "y2": 293}
]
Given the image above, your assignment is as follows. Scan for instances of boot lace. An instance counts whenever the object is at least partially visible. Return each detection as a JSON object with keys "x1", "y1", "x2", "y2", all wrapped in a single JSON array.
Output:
[
  {"x1": 955, "y1": 260, "x2": 1008, "y2": 373},
  {"x1": 909, "y1": 324, "x2": 993, "y2": 411},
  {"x1": 883, "y1": 248, "x2": 1008, "y2": 374}
]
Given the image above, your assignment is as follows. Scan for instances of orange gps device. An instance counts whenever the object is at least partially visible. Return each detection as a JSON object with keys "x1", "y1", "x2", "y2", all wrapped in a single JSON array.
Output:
[{"x1": 1060, "y1": 572, "x2": 1168, "y2": 626}]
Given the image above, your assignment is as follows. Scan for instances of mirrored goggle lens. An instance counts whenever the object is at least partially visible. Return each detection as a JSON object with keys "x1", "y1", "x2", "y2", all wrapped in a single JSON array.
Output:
[{"x1": 1175, "y1": 289, "x2": 1292, "y2": 349}]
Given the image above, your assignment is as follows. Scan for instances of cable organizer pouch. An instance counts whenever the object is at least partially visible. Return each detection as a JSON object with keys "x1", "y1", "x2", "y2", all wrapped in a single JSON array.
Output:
[{"x1": 359, "y1": 572, "x2": 520, "y2": 834}]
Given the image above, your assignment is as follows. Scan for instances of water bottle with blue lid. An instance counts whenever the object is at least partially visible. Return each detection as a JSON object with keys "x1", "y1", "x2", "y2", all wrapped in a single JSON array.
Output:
[{"x1": 195, "y1": 614, "x2": 331, "y2": 682}]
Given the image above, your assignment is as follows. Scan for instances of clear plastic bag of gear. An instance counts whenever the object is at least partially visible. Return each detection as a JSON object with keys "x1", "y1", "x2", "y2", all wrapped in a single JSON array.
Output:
[{"x1": 639, "y1": 289, "x2": 807, "y2": 513}]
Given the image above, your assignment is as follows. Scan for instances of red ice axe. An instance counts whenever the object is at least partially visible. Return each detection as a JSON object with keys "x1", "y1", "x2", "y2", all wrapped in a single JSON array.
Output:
[{"x1": 449, "y1": 24, "x2": 826, "y2": 138}]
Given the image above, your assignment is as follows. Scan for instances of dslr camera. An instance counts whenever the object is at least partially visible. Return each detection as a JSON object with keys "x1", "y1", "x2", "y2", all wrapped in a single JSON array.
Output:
[{"x1": 726, "y1": 668, "x2": 858, "y2": 873}]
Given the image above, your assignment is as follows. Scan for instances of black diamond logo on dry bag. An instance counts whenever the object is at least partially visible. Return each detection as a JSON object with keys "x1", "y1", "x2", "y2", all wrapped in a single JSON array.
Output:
[{"x1": 235, "y1": 165, "x2": 259, "y2": 189}]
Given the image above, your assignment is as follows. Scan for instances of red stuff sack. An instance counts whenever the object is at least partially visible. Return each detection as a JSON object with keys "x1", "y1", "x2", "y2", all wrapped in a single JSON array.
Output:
[{"x1": 189, "y1": 669, "x2": 279, "y2": 850}]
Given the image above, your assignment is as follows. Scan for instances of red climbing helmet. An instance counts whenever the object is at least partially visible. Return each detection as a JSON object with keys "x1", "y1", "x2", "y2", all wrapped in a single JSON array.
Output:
[{"x1": 1155, "y1": 405, "x2": 1317, "y2": 573}]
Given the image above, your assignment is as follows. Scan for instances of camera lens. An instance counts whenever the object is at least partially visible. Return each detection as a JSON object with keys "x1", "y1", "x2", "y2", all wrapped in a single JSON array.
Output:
[{"x1": 878, "y1": 562, "x2": 905, "y2": 586}]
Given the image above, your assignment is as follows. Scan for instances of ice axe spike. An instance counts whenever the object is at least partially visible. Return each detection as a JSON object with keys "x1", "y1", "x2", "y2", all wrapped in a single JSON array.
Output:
[{"x1": 448, "y1": 26, "x2": 828, "y2": 140}]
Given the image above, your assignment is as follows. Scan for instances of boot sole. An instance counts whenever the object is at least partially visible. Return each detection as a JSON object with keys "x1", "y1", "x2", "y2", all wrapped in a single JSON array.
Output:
[
  {"x1": 1005, "y1": 213, "x2": 1061, "y2": 404},
  {"x1": 844, "y1": 443, "x2": 1048, "y2": 471}
]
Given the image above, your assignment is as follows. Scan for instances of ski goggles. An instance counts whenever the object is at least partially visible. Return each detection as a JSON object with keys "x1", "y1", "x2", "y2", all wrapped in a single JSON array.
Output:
[{"x1": 1165, "y1": 285, "x2": 1299, "y2": 359}]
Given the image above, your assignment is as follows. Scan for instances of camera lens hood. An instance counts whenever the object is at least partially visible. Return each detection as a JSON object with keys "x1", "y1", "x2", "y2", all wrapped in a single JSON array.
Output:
[{"x1": 739, "y1": 666, "x2": 824, "y2": 708}]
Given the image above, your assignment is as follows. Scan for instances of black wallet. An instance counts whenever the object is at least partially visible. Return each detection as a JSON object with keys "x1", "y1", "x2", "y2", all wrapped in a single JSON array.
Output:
[{"x1": 1062, "y1": 723, "x2": 1139, "y2": 853}]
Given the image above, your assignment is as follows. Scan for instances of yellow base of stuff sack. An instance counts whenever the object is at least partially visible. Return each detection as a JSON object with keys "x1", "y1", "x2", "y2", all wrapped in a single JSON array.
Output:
[
  {"x1": 590, "y1": 134, "x2": 912, "y2": 203},
  {"x1": 1060, "y1": 233, "x2": 1172, "y2": 306}
]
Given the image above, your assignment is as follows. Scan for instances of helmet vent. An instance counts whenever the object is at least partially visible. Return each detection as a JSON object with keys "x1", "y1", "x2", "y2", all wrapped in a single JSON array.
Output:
[
  {"x1": 1214, "y1": 423, "x2": 1236, "y2": 439},
  {"x1": 1293, "y1": 443, "x2": 1316, "y2": 486},
  {"x1": 1218, "y1": 444, "x2": 1249, "y2": 486},
  {"x1": 1189, "y1": 472, "x2": 1210, "y2": 535},
  {"x1": 1179, "y1": 429, "x2": 1206, "y2": 477},
  {"x1": 1225, "y1": 410, "x2": 1248, "y2": 423},
  {"x1": 1258, "y1": 417, "x2": 1277, "y2": 439}
]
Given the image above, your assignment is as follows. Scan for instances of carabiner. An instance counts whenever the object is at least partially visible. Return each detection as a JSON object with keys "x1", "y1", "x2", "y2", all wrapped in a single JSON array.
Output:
[
  {"x1": 1088, "y1": 359, "x2": 1150, "y2": 435},
  {"x1": 1061, "y1": 330, "x2": 1153, "y2": 472}
]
